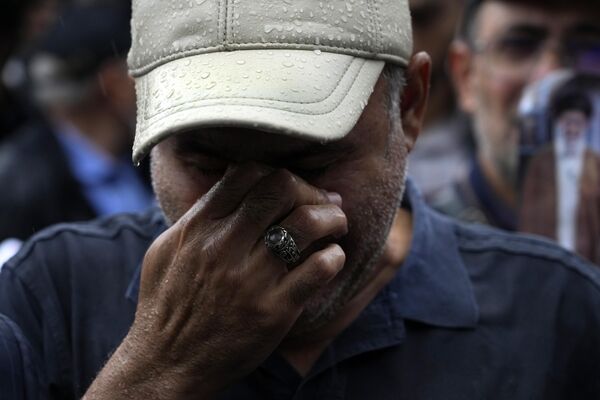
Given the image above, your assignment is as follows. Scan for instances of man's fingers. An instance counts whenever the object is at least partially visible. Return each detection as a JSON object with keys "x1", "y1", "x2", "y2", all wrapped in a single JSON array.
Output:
[
  {"x1": 278, "y1": 244, "x2": 345, "y2": 307},
  {"x1": 202, "y1": 163, "x2": 274, "y2": 218},
  {"x1": 276, "y1": 205, "x2": 348, "y2": 252},
  {"x1": 235, "y1": 169, "x2": 342, "y2": 237},
  {"x1": 175, "y1": 162, "x2": 272, "y2": 232}
]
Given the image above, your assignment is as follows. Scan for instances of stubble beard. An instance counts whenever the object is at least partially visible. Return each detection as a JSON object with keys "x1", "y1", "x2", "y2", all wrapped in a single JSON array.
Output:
[{"x1": 287, "y1": 143, "x2": 409, "y2": 339}]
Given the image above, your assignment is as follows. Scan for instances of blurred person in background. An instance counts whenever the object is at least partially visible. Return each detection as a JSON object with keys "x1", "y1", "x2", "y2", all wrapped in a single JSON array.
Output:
[
  {"x1": 407, "y1": 0, "x2": 473, "y2": 199},
  {"x1": 520, "y1": 88, "x2": 600, "y2": 265},
  {"x1": 0, "y1": 0, "x2": 59, "y2": 143},
  {"x1": 0, "y1": 3, "x2": 153, "y2": 248},
  {"x1": 431, "y1": 0, "x2": 600, "y2": 229}
]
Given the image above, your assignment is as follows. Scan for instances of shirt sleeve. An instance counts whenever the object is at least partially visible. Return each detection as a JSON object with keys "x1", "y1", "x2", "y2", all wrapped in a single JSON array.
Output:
[{"x1": 0, "y1": 314, "x2": 46, "y2": 400}]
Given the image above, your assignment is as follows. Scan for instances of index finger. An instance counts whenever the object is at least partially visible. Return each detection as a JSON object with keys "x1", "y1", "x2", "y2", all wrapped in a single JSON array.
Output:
[{"x1": 233, "y1": 169, "x2": 342, "y2": 239}]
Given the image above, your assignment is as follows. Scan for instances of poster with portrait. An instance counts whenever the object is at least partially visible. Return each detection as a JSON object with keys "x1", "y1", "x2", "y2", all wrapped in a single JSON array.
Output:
[{"x1": 517, "y1": 71, "x2": 600, "y2": 265}]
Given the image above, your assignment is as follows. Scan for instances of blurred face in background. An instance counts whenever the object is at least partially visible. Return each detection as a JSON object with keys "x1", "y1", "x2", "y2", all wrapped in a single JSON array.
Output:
[
  {"x1": 410, "y1": 0, "x2": 464, "y2": 124},
  {"x1": 557, "y1": 111, "x2": 589, "y2": 143},
  {"x1": 411, "y1": 0, "x2": 463, "y2": 74},
  {"x1": 452, "y1": 1, "x2": 600, "y2": 185}
]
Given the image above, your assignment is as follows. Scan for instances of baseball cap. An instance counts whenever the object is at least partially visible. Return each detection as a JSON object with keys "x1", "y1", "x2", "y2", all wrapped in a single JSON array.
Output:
[{"x1": 129, "y1": 0, "x2": 413, "y2": 163}]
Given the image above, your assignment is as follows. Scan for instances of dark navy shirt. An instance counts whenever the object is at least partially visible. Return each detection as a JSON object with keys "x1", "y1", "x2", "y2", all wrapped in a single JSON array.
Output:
[
  {"x1": 1, "y1": 182, "x2": 600, "y2": 399},
  {"x1": 0, "y1": 314, "x2": 44, "y2": 399}
]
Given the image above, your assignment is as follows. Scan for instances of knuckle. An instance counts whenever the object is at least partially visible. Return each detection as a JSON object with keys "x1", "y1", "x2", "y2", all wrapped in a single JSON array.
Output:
[
  {"x1": 273, "y1": 170, "x2": 299, "y2": 197},
  {"x1": 294, "y1": 206, "x2": 320, "y2": 230},
  {"x1": 313, "y1": 246, "x2": 345, "y2": 278}
]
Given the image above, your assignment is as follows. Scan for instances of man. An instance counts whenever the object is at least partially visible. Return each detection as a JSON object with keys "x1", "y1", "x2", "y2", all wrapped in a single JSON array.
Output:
[
  {"x1": 520, "y1": 88, "x2": 600, "y2": 264},
  {"x1": 433, "y1": 0, "x2": 600, "y2": 230},
  {"x1": 407, "y1": 0, "x2": 473, "y2": 200},
  {"x1": 1, "y1": 0, "x2": 600, "y2": 399},
  {"x1": 0, "y1": 4, "x2": 153, "y2": 244}
]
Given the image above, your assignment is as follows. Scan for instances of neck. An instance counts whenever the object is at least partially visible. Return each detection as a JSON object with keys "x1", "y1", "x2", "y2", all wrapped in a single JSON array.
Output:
[{"x1": 278, "y1": 209, "x2": 413, "y2": 376}]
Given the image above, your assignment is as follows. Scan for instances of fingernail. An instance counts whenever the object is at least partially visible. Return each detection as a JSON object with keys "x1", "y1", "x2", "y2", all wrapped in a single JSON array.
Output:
[{"x1": 327, "y1": 192, "x2": 343, "y2": 207}]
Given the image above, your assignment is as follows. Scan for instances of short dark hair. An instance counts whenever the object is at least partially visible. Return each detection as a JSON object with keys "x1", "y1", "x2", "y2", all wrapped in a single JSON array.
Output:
[{"x1": 550, "y1": 89, "x2": 593, "y2": 122}]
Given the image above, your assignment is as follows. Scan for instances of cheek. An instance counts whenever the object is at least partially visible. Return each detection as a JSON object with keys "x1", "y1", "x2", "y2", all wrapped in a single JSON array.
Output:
[
  {"x1": 325, "y1": 154, "x2": 405, "y2": 232},
  {"x1": 475, "y1": 63, "x2": 528, "y2": 116},
  {"x1": 151, "y1": 152, "x2": 218, "y2": 222},
  {"x1": 473, "y1": 65, "x2": 530, "y2": 149}
]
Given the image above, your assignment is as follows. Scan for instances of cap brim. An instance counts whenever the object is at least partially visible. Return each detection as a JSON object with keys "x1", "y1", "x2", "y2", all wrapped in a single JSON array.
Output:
[{"x1": 132, "y1": 49, "x2": 385, "y2": 163}]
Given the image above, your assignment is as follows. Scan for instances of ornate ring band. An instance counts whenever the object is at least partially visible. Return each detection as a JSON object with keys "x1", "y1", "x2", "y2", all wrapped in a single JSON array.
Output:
[{"x1": 264, "y1": 225, "x2": 301, "y2": 265}]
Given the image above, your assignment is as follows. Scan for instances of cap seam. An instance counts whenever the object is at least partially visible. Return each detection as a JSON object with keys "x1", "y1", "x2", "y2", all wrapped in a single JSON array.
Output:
[
  {"x1": 230, "y1": 0, "x2": 235, "y2": 43},
  {"x1": 226, "y1": 0, "x2": 233, "y2": 47},
  {"x1": 217, "y1": 0, "x2": 221, "y2": 43},
  {"x1": 129, "y1": 44, "x2": 407, "y2": 77},
  {"x1": 141, "y1": 58, "x2": 369, "y2": 125},
  {"x1": 144, "y1": 56, "x2": 367, "y2": 121},
  {"x1": 367, "y1": 0, "x2": 377, "y2": 52},
  {"x1": 374, "y1": 0, "x2": 383, "y2": 52}
]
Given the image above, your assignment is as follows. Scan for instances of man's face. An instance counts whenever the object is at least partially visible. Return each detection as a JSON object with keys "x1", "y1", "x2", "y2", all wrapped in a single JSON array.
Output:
[
  {"x1": 458, "y1": 1, "x2": 600, "y2": 182},
  {"x1": 557, "y1": 111, "x2": 589, "y2": 142},
  {"x1": 150, "y1": 75, "x2": 409, "y2": 332}
]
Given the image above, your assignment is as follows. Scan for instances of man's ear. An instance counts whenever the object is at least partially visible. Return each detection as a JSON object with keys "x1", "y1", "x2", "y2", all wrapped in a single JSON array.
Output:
[
  {"x1": 401, "y1": 52, "x2": 431, "y2": 153},
  {"x1": 448, "y1": 40, "x2": 476, "y2": 113}
]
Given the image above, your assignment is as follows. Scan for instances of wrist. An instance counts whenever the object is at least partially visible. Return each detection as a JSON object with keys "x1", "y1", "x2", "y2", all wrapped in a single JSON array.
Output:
[{"x1": 84, "y1": 334, "x2": 220, "y2": 400}]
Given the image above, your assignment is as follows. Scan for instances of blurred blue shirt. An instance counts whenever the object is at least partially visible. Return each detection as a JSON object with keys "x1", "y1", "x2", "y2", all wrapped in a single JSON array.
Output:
[{"x1": 55, "y1": 124, "x2": 153, "y2": 216}]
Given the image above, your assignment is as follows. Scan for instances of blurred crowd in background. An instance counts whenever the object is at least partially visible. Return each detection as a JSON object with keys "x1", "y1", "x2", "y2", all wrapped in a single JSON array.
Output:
[{"x1": 0, "y1": 0, "x2": 599, "y2": 266}]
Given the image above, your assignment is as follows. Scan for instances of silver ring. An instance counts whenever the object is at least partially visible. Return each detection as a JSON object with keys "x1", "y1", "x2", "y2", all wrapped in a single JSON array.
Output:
[{"x1": 265, "y1": 225, "x2": 301, "y2": 265}]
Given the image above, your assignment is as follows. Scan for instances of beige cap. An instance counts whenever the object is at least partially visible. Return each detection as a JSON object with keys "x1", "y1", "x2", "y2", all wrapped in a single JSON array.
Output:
[{"x1": 129, "y1": 0, "x2": 413, "y2": 163}]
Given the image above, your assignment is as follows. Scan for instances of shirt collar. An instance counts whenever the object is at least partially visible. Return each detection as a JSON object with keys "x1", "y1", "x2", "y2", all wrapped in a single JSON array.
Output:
[
  {"x1": 391, "y1": 179, "x2": 479, "y2": 328},
  {"x1": 310, "y1": 180, "x2": 479, "y2": 373},
  {"x1": 126, "y1": 180, "x2": 480, "y2": 354}
]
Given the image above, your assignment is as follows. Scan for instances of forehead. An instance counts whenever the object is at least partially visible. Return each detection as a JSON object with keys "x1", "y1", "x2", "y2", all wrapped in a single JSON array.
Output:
[{"x1": 476, "y1": 2, "x2": 600, "y2": 38}]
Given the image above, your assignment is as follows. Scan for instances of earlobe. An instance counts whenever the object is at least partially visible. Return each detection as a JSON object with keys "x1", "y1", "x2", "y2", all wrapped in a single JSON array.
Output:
[{"x1": 401, "y1": 52, "x2": 431, "y2": 153}]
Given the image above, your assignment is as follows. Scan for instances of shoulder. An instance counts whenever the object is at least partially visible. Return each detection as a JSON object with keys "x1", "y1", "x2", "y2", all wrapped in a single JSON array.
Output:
[
  {"x1": 455, "y1": 219, "x2": 599, "y2": 279},
  {"x1": 449, "y1": 216, "x2": 600, "y2": 315},
  {"x1": 0, "y1": 314, "x2": 44, "y2": 399},
  {"x1": 1, "y1": 208, "x2": 165, "y2": 290}
]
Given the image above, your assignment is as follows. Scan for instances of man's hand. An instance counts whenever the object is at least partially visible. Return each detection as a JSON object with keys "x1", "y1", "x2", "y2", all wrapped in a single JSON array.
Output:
[{"x1": 84, "y1": 164, "x2": 347, "y2": 399}]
